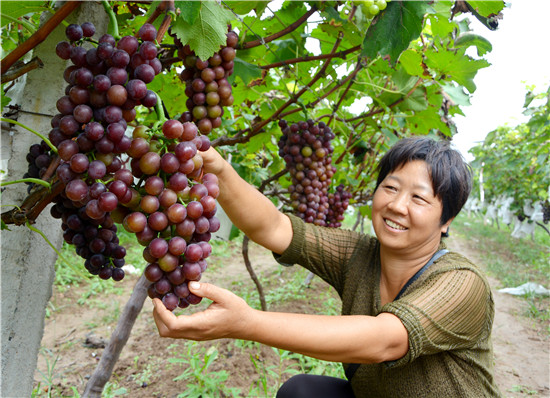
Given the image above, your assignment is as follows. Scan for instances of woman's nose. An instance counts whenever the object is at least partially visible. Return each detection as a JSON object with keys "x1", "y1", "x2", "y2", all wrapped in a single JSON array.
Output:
[{"x1": 387, "y1": 193, "x2": 408, "y2": 214}]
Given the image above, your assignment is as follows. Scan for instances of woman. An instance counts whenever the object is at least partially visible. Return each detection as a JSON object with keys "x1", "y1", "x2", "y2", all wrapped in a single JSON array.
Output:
[{"x1": 152, "y1": 137, "x2": 501, "y2": 397}]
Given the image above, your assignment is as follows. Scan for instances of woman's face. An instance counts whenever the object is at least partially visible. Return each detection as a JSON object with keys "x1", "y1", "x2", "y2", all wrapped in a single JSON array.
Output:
[{"x1": 372, "y1": 160, "x2": 452, "y2": 254}]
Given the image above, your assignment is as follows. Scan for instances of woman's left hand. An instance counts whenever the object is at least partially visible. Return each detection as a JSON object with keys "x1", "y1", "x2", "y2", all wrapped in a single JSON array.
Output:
[{"x1": 152, "y1": 281, "x2": 255, "y2": 341}]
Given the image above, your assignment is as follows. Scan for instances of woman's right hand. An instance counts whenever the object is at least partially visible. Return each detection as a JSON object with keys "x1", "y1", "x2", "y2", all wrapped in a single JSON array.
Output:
[{"x1": 200, "y1": 146, "x2": 227, "y2": 176}]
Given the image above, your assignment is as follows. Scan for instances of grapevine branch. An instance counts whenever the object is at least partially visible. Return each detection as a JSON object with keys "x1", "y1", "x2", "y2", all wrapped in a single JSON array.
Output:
[
  {"x1": 279, "y1": 61, "x2": 363, "y2": 120},
  {"x1": 1, "y1": 57, "x2": 44, "y2": 84},
  {"x1": 212, "y1": 25, "x2": 346, "y2": 148},
  {"x1": 327, "y1": 61, "x2": 363, "y2": 125},
  {"x1": 259, "y1": 45, "x2": 360, "y2": 70},
  {"x1": 1, "y1": 180, "x2": 64, "y2": 226},
  {"x1": 83, "y1": 275, "x2": 152, "y2": 398},
  {"x1": 0, "y1": 1, "x2": 80, "y2": 73},
  {"x1": 238, "y1": 6, "x2": 318, "y2": 50},
  {"x1": 259, "y1": 45, "x2": 361, "y2": 70},
  {"x1": 242, "y1": 236, "x2": 267, "y2": 311}
]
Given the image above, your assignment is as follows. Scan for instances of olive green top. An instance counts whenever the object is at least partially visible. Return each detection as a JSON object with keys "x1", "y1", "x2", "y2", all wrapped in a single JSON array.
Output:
[{"x1": 275, "y1": 214, "x2": 502, "y2": 398}]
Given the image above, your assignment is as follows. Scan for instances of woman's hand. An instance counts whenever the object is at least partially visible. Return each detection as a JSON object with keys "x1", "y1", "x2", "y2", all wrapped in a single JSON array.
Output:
[
  {"x1": 152, "y1": 281, "x2": 255, "y2": 341},
  {"x1": 200, "y1": 147, "x2": 227, "y2": 176}
]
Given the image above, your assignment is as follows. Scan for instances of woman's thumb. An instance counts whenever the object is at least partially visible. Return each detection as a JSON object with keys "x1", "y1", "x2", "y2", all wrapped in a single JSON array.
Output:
[{"x1": 188, "y1": 281, "x2": 223, "y2": 302}]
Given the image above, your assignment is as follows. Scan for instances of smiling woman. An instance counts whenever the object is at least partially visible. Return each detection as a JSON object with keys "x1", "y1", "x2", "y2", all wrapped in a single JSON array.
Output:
[{"x1": 152, "y1": 137, "x2": 502, "y2": 398}]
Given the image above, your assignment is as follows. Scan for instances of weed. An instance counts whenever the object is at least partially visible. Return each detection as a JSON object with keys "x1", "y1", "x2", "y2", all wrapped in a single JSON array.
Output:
[
  {"x1": 169, "y1": 341, "x2": 242, "y2": 397},
  {"x1": 508, "y1": 384, "x2": 538, "y2": 395}
]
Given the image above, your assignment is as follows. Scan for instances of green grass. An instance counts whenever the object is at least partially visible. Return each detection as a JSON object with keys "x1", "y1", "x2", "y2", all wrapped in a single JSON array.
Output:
[
  {"x1": 451, "y1": 212, "x2": 549, "y2": 331},
  {"x1": 451, "y1": 213, "x2": 549, "y2": 287}
]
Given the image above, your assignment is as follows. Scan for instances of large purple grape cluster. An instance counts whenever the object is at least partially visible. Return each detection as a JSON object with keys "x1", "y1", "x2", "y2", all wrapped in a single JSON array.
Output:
[{"x1": 277, "y1": 119, "x2": 337, "y2": 226}]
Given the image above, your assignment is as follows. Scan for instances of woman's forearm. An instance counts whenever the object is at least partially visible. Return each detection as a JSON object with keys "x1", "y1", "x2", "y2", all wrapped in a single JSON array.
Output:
[
  {"x1": 206, "y1": 149, "x2": 292, "y2": 254},
  {"x1": 241, "y1": 310, "x2": 409, "y2": 364}
]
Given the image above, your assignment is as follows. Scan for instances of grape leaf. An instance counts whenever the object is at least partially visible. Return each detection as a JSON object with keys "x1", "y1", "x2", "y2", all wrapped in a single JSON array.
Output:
[
  {"x1": 232, "y1": 58, "x2": 262, "y2": 86},
  {"x1": 399, "y1": 49, "x2": 424, "y2": 76},
  {"x1": 454, "y1": 32, "x2": 492, "y2": 56},
  {"x1": 171, "y1": 1, "x2": 233, "y2": 61},
  {"x1": 177, "y1": 1, "x2": 201, "y2": 24},
  {"x1": 466, "y1": 1, "x2": 505, "y2": 17},
  {"x1": 0, "y1": 1, "x2": 45, "y2": 28},
  {"x1": 362, "y1": 1, "x2": 428, "y2": 66},
  {"x1": 441, "y1": 83, "x2": 471, "y2": 107},
  {"x1": 223, "y1": 1, "x2": 269, "y2": 16},
  {"x1": 398, "y1": 87, "x2": 428, "y2": 112},
  {"x1": 424, "y1": 48, "x2": 490, "y2": 93}
]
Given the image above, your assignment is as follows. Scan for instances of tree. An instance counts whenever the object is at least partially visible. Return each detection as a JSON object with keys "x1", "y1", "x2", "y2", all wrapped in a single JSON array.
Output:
[
  {"x1": 469, "y1": 85, "x2": 550, "y2": 219},
  {"x1": 0, "y1": 1, "x2": 504, "y2": 395}
]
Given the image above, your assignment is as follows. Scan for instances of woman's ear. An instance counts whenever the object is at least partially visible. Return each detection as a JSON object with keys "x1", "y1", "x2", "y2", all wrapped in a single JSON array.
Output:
[{"x1": 441, "y1": 217, "x2": 454, "y2": 235}]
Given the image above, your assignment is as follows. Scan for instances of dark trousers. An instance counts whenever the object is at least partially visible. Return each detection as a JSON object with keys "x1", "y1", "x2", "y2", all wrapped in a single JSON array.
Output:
[{"x1": 276, "y1": 374, "x2": 355, "y2": 398}]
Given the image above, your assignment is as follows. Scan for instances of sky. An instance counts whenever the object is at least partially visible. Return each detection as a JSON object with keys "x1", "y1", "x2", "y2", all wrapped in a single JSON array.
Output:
[{"x1": 452, "y1": 0, "x2": 550, "y2": 161}]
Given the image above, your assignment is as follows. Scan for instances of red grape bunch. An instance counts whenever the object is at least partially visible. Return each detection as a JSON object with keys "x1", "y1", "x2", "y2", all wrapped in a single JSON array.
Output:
[
  {"x1": 173, "y1": 28, "x2": 238, "y2": 135},
  {"x1": 326, "y1": 184, "x2": 352, "y2": 228},
  {"x1": 39, "y1": 21, "x2": 163, "y2": 280},
  {"x1": 121, "y1": 119, "x2": 220, "y2": 310},
  {"x1": 277, "y1": 119, "x2": 336, "y2": 226}
]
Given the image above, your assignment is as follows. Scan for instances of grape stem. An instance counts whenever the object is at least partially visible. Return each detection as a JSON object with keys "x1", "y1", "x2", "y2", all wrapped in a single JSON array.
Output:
[
  {"x1": 0, "y1": 1, "x2": 80, "y2": 73},
  {"x1": 1, "y1": 117, "x2": 58, "y2": 153},
  {"x1": 25, "y1": 220, "x2": 74, "y2": 270},
  {"x1": 1, "y1": 178, "x2": 52, "y2": 189},
  {"x1": 101, "y1": 0, "x2": 120, "y2": 40},
  {"x1": 236, "y1": 5, "x2": 318, "y2": 50},
  {"x1": 153, "y1": 91, "x2": 167, "y2": 124}
]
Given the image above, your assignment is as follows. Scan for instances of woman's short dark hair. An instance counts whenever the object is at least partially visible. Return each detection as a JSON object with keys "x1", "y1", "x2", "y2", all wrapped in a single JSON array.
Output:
[{"x1": 375, "y1": 137, "x2": 472, "y2": 227}]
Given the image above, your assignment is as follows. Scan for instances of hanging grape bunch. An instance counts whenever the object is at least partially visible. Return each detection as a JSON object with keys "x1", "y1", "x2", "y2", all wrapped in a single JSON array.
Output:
[
  {"x1": 542, "y1": 200, "x2": 550, "y2": 224},
  {"x1": 277, "y1": 119, "x2": 336, "y2": 226},
  {"x1": 123, "y1": 120, "x2": 220, "y2": 311},
  {"x1": 34, "y1": 22, "x2": 163, "y2": 281},
  {"x1": 355, "y1": 0, "x2": 390, "y2": 19},
  {"x1": 326, "y1": 184, "x2": 352, "y2": 228},
  {"x1": 173, "y1": 28, "x2": 238, "y2": 134}
]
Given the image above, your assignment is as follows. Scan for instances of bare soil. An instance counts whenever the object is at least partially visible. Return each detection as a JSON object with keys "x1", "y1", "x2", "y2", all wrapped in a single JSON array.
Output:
[{"x1": 35, "y1": 235, "x2": 549, "y2": 397}]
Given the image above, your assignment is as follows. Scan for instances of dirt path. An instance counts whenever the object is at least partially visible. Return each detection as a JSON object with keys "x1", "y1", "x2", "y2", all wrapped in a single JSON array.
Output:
[{"x1": 446, "y1": 235, "x2": 550, "y2": 397}]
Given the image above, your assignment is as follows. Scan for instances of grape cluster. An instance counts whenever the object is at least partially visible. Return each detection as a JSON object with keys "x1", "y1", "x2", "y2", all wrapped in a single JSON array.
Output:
[
  {"x1": 122, "y1": 119, "x2": 220, "y2": 310},
  {"x1": 50, "y1": 195, "x2": 126, "y2": 280},
  {"x1": 277, "y1": 119, "x2": 336, "y2": 226},
  {"x1": 173, "y1": 29, "x2": 238, "y2": 134},
  {"x1": 542, "y1": 200, "x2": 550, "y2": 224},
  {"x1": 23, "y1": 141, "x2": 54, "y2": 192},
  {"x1": 41, "y1": 21, "x2": 162, "y2": 280},
  {"x1": 356, "y1": 0, "x2": 389, "y2": 19},
  {"x1": 326, "y1": 184, "x2": 352, "y2": 228}
]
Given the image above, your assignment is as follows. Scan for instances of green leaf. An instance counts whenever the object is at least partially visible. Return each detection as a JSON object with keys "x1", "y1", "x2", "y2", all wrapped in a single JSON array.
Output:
[
  {"x1": 0, "y1": 1, "x2": 45, "y2": 28},
  {"x1": 176, "y1": 1, "x2": 201, "y2": 24},
  {"x1": 1, "y1": 86, "x2": 12, "y2": 110},
  {"x1": 441, "y1": 83, "x2": 471, "y2": 106},
  {"x1": 454, "y1": 32, "x2": 492, "y2": 56},
  {"x1": 246, "y1": 132, "x2": 272, "y2": 153},
  {"x1": 399, "y1": 49, "x2": 424, "y2": 76},
  {"x1": 223, "y1": 1, "x2": 269, "y2": 16},
  {"x1": 359, "y1": 204, "x2": 372, "y2": 219},
  {"x1": 1, "y1": 220, "x2": 11, "y2": 231},
  {"x1": 398, "y1": 87, "x2": 428, "y2": 112},
  {"x1": 233, "y1": 57, "x2": 262, "y2": 85},
  {"x1": 424, "y1": 48, "x2": 490, "y2": 93},
  {"x1": 362, "y1": 1, "x2": 428, "y2": 66},
  {"x1": 466, "y1": 1, "x2": 505, "y2": 17},
  {"x1": 171, "y1": 0, "x2": 233, "y2": 61}
]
